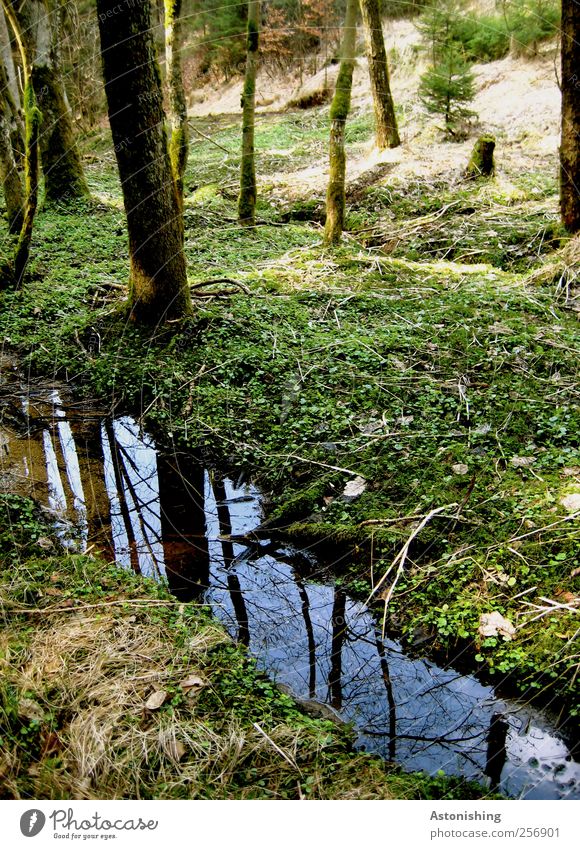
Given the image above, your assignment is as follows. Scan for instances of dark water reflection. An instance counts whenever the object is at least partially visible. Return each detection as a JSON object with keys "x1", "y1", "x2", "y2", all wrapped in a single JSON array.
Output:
[{"x1": 1, "y1": 386, "x2": 578, "y2": 800}]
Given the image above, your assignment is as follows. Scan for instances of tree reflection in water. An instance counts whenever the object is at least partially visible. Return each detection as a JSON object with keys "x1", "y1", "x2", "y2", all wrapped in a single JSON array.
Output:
[{"x1": 14, "y1": 397, "x2": 578, "y2": 801}]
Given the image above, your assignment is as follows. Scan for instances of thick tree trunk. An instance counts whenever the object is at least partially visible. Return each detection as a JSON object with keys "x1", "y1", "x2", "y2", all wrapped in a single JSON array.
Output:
[
  {"x1": 238, "y1": 0, "x2": 260, "y2": 226},
  {"x1": 360, "y1": 0, "x2": 400, "y2": 149},
  {"x1": 0, "y1": 63, "x2": 23, "y2": 233},
  {"x1": 324, "y1": 0, "x2": 358, "y2": 246},
  {"x1": 96, "y1": 0, "x2": 192, "y2": 323},
  {"x1": 28, "y1": 0, "x2": 88, "y2": 201},
  {"x1": 560, "y1": 0, "x2": 580, "y2": 233},
  {"x1": 164, "y1": 0, "x2": 188, "y2": 203}
]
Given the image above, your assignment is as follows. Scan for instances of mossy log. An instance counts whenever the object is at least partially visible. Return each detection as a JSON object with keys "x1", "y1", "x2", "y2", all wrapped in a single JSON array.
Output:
[{"x1": 465, "y1": 135, "x2": 495, "y2": 179}]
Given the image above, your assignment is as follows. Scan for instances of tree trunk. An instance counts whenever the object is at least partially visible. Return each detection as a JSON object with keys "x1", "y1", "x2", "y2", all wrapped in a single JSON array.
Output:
[
  {"x1": 360, "y1": 0, "x2": 400, "y2": 149},
  {"x1": 560, "y1": 0, "x2": 580, "y2": 233},
  {"x1": 96, "y1": 0, "x2": 192, "y2": 323},
  {"x1": 0, "y1": 63, "x2": 23, "y2": 233},
  {"x1": 13, "y1": 79, "x2": 41, "y2": 283},
  {"x1": 1, "y1": 0, "x2": 41, "y2": 284},
  {"x1": 164, "y1": 0, "x2": 188, "y2": 203},
  {"x1": 18, "y1": 0, "x2": 88, "y2": 202},
  {"x1": 238, "y1": 0, "x2": 260, "y2": 226},
  {"x1": 0, "y1": 5, "x2": 24, "y2": 159},
  {"x1": 0, "y1": 5, "x2": 19, "y2": 108},
  {"x1": 323, "y1": 0, "x2": 358, "y2": 246}
]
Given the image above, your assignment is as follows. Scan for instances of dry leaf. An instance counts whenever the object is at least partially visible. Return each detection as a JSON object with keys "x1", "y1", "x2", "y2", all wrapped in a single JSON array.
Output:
[
  {"x1": 342, "y1": 476, "x2": 366, "y2": 499},
  {"x1": 560, "y1": 492, "x2": 580, "y2": 513},
  {"x1": 510, "y1": 456, "x2": 535, "y2": 468},
  {"x1": 452, "y1": 463, "x2": 469, "y2": 475},
  {"x1": 479, "y1": 612, "x2": 516, "y2": 641},
  {"x1": 18, "y1": 698, "x2": 45, "y2": 722},
  {"x1": 145, "y1": 690, "x2": 167, "y2": 710},
  {"x1": 36, "y1": 537, "x2": 54, "y2": 550},
  {"x1": 179, "y1": 675, "x2": 206, "y2": 694}
]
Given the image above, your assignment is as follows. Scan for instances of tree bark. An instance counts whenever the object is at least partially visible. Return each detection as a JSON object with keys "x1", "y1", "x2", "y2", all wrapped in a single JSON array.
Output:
[
  {"x1": 164, "y1": 0, "x2": 188, "y2": 203},
  {"x1": 96, "y1": 0, "x2": 192, "y2": 323},
  {"x1": 360, "y1": 0, "x2": 400, "y2": 149},
  {"x1": 0, "y1": 62, "x2": 23, "y2": 233},
  {"x1": 0, "y1": 5, "x2": 24, "y2": 160},
  {"x1": 323, "y1": 0, "x2": 358, "y2": 246},
  {"x1": 238, "y1": 0, "x2": 260, "y2": 226},
  {"x1": 19, "y1": 0, "x2": 88, "y2": 202},
  {"x1": 0, "y1": 5, "x2": 19, "y2": 108},
  {"x1": 13, "y1": 80, "x2": 41, "y2": 282},
  {"x1": 560, "y1": 0, "x2": 580, "y2": 233},
  {"x1": 1, "y1": 0, "x2": 41, "y2": 284}
]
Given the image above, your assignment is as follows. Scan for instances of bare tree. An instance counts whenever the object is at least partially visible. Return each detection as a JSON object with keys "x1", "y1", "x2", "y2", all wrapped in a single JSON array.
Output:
[
  {"x1": 18, "y1": 0, "x2": 88, "y2": 202},
  {"x1": 1, "y1": 0, "x2": 41, "y2": 282},
  {"x1": 96, "y1": 0, "x2": 192, "y2": 323},
  {"x1": 0, "y1": 61, "x2": 23, "y2": 233},
  {"x1": 324, "y1": 0, "x2": 358, "y2": 245},
  {"x1": 164, "y1": 0, "x2": 188, "y2": 203},
  {"x1": 238, "y1": 0, "x2": 260, "y2": 226},
  {"x1": 560, "y1": 0, "x2": 580, "y2": 232},
  {"x1": 360, "y1": 0, "x2": 400, "y2": 149}
]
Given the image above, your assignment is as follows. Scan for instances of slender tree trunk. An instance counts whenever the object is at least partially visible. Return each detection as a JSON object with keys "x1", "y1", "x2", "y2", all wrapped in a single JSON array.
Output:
[
  {"x1": 164, "y1": 0, "x2": 188, "y2": 203},
  {"x1": 0, "y1": 64, "x2": 23, "y2": 233},
  {"x1": 0, "y1": 5, "x2": 19, "y2": 107},
  {"x1": 25, "y1": 0, "x2": 88, "y2": 202},
  {"x1": 360, "y1": 0, "x2": 399, "y2": 149},
  {"x1": 560, "y1": 0, "x2": 580, "y2": 233},
  {"x1": 324, "y1": 0, "x2": 358, "y2": 245},
  {"x1": 13, "y1": 79, "x2": 41, "y2": 282},
  {"x1": 238, "y1": 0, "x2": 260, "y2": 226},
  {"x1": 1, "y1": 0, "x2": 41, "y2": 284},
  {"x1": 0, "y1": 6, "x2": 24, "y2": 160},
  {"x1": 96, "y1": 0, "x2": 192, "y2": 323}
]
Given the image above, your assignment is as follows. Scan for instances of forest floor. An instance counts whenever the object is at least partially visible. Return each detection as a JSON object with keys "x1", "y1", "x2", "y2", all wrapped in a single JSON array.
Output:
[{"x1": 0, "y1": 28, "x2": 578, "y2": 800}]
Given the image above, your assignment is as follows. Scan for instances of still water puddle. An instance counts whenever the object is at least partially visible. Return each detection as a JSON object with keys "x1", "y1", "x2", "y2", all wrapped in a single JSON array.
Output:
[{"x1": 1, "y1": 379, "x2": 578, "y2": 799}]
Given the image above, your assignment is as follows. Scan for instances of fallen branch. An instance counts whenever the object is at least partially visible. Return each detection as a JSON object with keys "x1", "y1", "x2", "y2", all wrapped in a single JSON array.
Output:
[
  {"x1": 190, "y1": 278, "x2": 250, "y2": 296},
  {"x1": 365, "y1": 503, "x2": 458, "y2": 636}
]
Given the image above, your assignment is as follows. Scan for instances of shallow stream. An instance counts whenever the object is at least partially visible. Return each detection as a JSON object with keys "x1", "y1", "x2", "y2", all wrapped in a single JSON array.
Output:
[{"x1": 1, "y1": 373, "x2": 578, "y2": 800}]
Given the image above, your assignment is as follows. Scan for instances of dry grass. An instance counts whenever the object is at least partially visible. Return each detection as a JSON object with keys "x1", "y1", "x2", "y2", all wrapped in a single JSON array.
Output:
[
  {"x1": 0, "y1": 547, "x2": 448, "y2": 800},
  {"x1": 526, "y1": 232, "x2": 580, "y2": 313}
]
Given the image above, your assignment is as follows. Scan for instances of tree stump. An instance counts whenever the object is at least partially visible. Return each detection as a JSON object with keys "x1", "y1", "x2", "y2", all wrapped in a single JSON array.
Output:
[{"x1": 465, "y1": 135, "x2": 496, "y2": 179}]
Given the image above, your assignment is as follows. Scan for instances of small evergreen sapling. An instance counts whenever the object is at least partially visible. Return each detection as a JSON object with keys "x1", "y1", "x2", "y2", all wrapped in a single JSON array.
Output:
[{"x1": 418, "y1": 45, "x2": 476, "y2": 137}]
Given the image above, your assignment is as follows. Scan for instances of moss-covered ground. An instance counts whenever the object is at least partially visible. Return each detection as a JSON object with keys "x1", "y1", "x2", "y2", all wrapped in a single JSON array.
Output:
[{"x1": 0, "y1": 107, "x2": 578, "y2": 797}]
